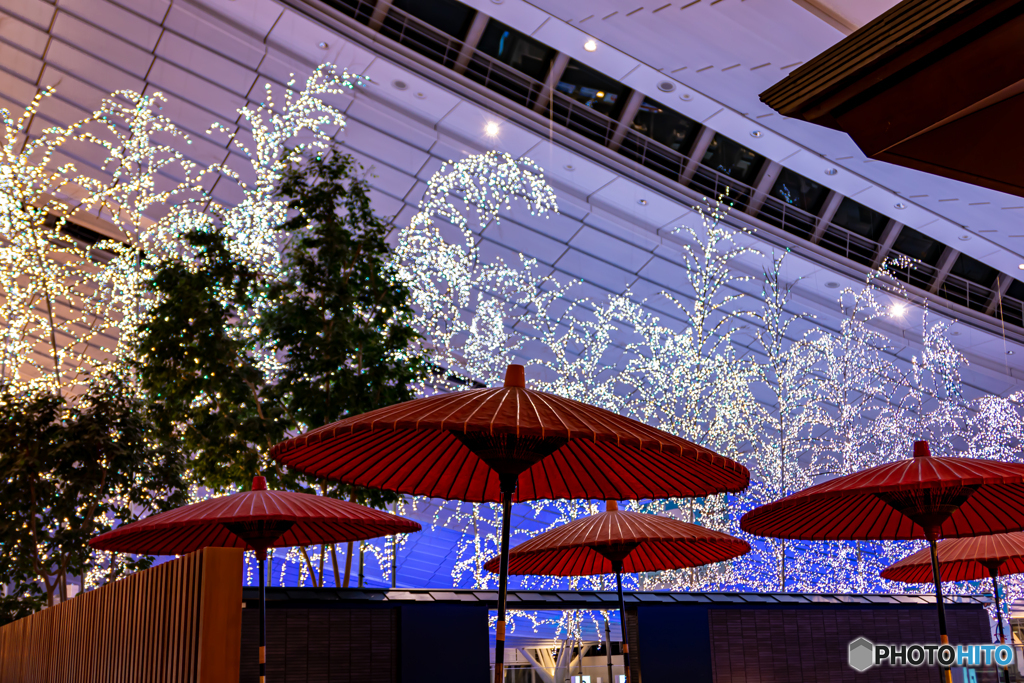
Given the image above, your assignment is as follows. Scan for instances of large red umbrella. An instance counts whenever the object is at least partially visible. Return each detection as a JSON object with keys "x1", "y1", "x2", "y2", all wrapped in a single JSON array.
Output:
[
  {"x1": 881, "y1": 533, "x2": 1024, "y2": 683},
  {"x1": 483, "y1": 500, "x2": 749, "y2": 683},
  {"x1": 272, "y1": 364, "x2": 750, "y2": 682},
  {"x1": 741, "y1": 441, "x2": 1024, "y2": 683},
  {"x1": 91, "y1": 475, "x2": 421, "y2": 683}
]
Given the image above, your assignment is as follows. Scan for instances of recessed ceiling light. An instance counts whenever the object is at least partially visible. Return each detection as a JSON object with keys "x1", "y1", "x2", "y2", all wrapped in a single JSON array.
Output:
[
  {"x1": 563, "y1": 164, "x2": 575, "y2": 171},
  {"x1": 584, "y1": 39, "x2": 598, "y2": 52},
  {"x1": 1008, "y1": 350, "x2": 1016, "y2": 356},
  {"x1": 1018, "y1": 264, "x2": 1024, "y2": 270},
  {"x1": 638, "y1": 199, "x2": 648, "y2": 206},
  {"x1": 951, "y1": 330, "x2": 962, "y2": 336},
  {"x1": 657, "y1": 81, "x2": 676, "y2": 93},
  {"x1": 491, "y1": 0, "x2": 504, "y2": 3},
  {"x1": 679, "y1": 93, "x2": 693, "y2": 101},
  {"x1": 889, "y1": 302, "x2": 907, "y2": 318},
  {"x1": 413, "y1": 92, "x2": 426, "y2": 99},
  {"x1": 894, "y1": 202, "x2": 906, "y2": 209},
  {"x1": 750, "y1": 130, "x2": 763, "y2": 138},
  {"x1": 318, "y1": 41, "x2": 329, "y2": 49},
  {"x1": 958, "y1": 234, "x2": 971, "y2": 241},
  {"x1": 484, "y1": 121, "x2": 500, "y2": 137},
  {"x1": 825, "y1": 168, "x2": 838, "y2": 176},
  {"x1": 391, "y1": 80, "x2": 408, "y2": 91},
  {"x1": 596, "y1": 91, "x2": 606, "y2": 98},
  {"x1": 825, "y1": 281, "x2": 840, "y2": 289}
]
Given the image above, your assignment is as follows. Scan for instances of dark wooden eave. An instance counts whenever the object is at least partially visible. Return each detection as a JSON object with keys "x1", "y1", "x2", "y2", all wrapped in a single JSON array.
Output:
[{"x1": 760, "y1": 0, "x2": 1024, "y2": 198}]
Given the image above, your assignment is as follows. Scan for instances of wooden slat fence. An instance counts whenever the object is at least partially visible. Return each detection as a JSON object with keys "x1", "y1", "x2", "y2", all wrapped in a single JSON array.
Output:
[{"x1": 0, "y1": 546, "x2": 242, "y2": 683}]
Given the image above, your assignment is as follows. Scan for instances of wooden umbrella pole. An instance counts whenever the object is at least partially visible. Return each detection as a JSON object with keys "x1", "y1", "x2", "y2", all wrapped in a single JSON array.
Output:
[
  {"x1": 927, "y1": 536, "x2": 952, "y2": 683},
  {"x1": 258, "y1": 548, "x2": 267, "y2": 683},
  {"x1": 494, "y1": 476, "x2": 516, "y2": 683},
  {"x1": 991, "y1": 567, "x2": 1011, "y2": 683},
  {"x1": 613, "y1": 560, "x2": 631, "y2": 683}
]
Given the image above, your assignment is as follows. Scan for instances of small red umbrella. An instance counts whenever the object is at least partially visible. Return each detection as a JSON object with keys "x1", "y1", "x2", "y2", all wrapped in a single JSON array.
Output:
[
  {"x1": 482, "y1": 500, "x2": 750, "y2": 682},
  {"x1": 272, "y1": 364, "x2": 750, "y2": 682},
  {"x1": 741, "y1": 441, "x2": 1024, "y2": 683},
  {"x1": 91, "y1": 476, "x2": 421, "y2": 683},
  {"x1": 882, "y1": 533, "x2": 1024, "y2": 683}
]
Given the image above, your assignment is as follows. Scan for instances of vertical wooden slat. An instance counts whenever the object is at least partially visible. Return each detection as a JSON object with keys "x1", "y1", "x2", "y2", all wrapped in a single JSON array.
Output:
[
  {"x1": 0, "y1": 548, "x2": 243, "y2": 683},
  {"x1": 196, "y1": 548, "x2": 242, "y2": 683}
]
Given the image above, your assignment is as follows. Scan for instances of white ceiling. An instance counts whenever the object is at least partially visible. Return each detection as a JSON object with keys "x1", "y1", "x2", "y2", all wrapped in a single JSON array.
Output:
[{"x1": 513, "y1": 0, "x2": 1024, "y2": 272}]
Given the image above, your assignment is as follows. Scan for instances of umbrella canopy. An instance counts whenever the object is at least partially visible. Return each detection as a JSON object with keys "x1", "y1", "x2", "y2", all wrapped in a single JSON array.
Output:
[
  {"x1": 483, "y1": 501, "x2": 748, "y2": 683},
  {"x1": 271, "y1": 364, "x2": 749, "y2": 683},
  {"x1": 881, "y1": 533, "x2": 1024, "y2": 584},
  {"x1": 741, "y1": 440, "x2": 1024, "y2": 683},
  {"x1": 90, "y1": 475, "x2": 422, "y2": 555},
  {"x1": 91, "y1": 476, "x2": 420, "y2": 683},
  {"x1": 270, "y1": 365, "x2": 749, "y2": 503},
  {"x1": 881, "y1": 533, "x2": 1024, "y2": 683},
  {"x1": 740, "y1": 441, "x2": 1024, "y2": 541},
  {"x1": 482, "y1": 501, "x2": 750, "y2": 576}
]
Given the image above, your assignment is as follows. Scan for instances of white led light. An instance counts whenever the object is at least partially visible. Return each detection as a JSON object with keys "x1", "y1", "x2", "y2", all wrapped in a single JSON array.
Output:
[
  {"x1": 889, "y1": 303, "x2": 907, "y2": 318},
  {"x1": 584, "y1": 40, "x2": 598, "y2": 52},
  {"x1": 484, "y1": 121, "x2": 500, "y2": 137}
]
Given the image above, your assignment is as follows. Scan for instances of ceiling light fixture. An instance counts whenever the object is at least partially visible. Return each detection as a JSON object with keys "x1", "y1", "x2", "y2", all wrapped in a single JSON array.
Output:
[
  {"x1": 750, "y1": 130, "x2": 763, "y2": 138},
  {"x1": 679, "y1": 93, "x2": 693, "y2": 101},
  {"x1": 657, "y1": 81, "x2": 676, "y2": 93},
  {"x1": 484, "y1": 121, "x2": 500, "y2": 137},
  {"x1": 1009, "y1": 350, "x2": 1016, "y2": 356},
  {"x1": 413, "y1": 92, "x2": 426, "y2": 99},
  {"x1": 1018, "y1": 264, "x2": 1024, "y2": 270},
  {"x1": 825, "y1": 281, "x2": 840, "y2": 289},
  {"x1": 889, "y1": 302, "x2": 907, "y2": 318},
  {"x1": 825, "y1": 168, "x2": 838, "y2": 176},
  {"x1": 318, "y1": 41, "x2": 329, "y2": 49},
  {"x1": 596, "y1": 91, "x2": 606, "y2": 98},
  {"x1": 584, "y1": 39, "x2": 598, "y2": 52},
  {"x1": 638, "y1": 199, "x2": 648, "y2": 206},
  {"x1": 894, "y1": 202, "x2": 906, "y2": 209},
  {"x1": 564, "y1": 164, "x2": 575, "y2": 171},
  {"x1": 958, "y1": 234, "x2": 971, "y2": 241},
  {"x1": 391, "y1": 80, "x2": 408, "y2": 91}
]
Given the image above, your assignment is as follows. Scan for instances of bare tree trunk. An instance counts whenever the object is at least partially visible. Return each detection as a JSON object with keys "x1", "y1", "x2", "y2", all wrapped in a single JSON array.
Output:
[
  {"x1": 331, "y1": 544, "x2": 340, "y2": 588},
  {"x1": 343, "y1": 541, "x2": 353, "y2": 587},
  {"x1": 358, "y1": 541, "x2": 365, "y2": 588},
  {"x1": 317, "y1": 544, "x2": 326, "y2": 588},
  {"x1": 299, "y1": 546, "x2": 319, "y2": 587}
]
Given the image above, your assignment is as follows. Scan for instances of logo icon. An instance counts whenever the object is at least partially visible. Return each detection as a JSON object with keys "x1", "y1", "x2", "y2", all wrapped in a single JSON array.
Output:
[{"x1": 849, "y1": 637, "x2": 875, "y2": 672}]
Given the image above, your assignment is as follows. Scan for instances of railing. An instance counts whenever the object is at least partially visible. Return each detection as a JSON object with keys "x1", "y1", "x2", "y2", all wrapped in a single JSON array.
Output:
[
  {"x1": 343, "y1": 0, "x2": 1023, "y2": 332},
  {"x1": 325, "y1": 0, "x2": 375, "y2": 24}
]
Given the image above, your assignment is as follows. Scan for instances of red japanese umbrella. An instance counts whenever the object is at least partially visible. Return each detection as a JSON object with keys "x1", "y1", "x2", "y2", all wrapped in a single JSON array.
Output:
[
  {"x1": 741, "y1": 440, "x2": 1024, "y2": 683},
  {"x1": 91, "y1": 475, "x2": 421, "y2": 683},
  {"x1": 271, "y1": 364, "x2": 750, "y2": 682},
  {"x1": 482, "y1": 500, "x2": 750, "y2": 683},
  {"x1": 881, "y1": 533, "x2": 1024, "y2": 683}
]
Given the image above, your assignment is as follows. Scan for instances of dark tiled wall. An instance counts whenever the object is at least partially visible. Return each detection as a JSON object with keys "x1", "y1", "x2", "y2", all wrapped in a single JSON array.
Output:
[
  {"x1": 708, "y1": 606, "x2": 994, "y2": 683},
  {"x1": 241, "y1": 607, "x2": 399, "y2": 683}
]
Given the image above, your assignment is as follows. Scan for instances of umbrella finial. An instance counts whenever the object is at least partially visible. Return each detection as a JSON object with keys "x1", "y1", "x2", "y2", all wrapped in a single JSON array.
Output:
[
  {"x1": 252, "y1": 475, "x2": 267, "y2": 491},
  {"x1": 606, "y1": 500, "x2": 619, "y2": 512},
  {"x1": 504, "y1": 364, "x2": 526, "y2": 388},
  {"x1": 913, "y1": 441, "x2": 931, "y2": 458}
]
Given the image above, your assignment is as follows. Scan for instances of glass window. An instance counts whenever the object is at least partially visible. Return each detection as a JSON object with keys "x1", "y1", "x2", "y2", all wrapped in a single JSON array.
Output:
[
  {"x1": 699, "y1": 134, "x2": 765, "y2": 186},
  {"x1": 890, "y1": 227, "x2": 945, "y2": 266},
  {"x1": 629, "y1": 97, "x2": 700, "y2": 153},
  {"x1": 390, "y1": 0, "x2": 474, "y2": 39},
  {"x1": 831, "y1": 198, "x2": 890, "y2": 240},
  {"x1": 1008, "y1": 279, "x2": 1024, "y2": 301},
  {"x1": 949, "y1": 253, "x2": 997, "y2": 287},
  {"x1": 475, "y1": 20, "x2": 554, "y2": 81},
  {"x1": 554, "y1": 59, "x2": 627, "y2": 119},
  {"x1": 767, "y1": 168, "x2": 829, "y2": 216}
]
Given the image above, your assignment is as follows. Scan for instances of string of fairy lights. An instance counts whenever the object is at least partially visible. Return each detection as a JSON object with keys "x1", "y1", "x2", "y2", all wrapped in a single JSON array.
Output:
[{"x1": 4, "y1": 63, "x2": 1024, "y2": 638}]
